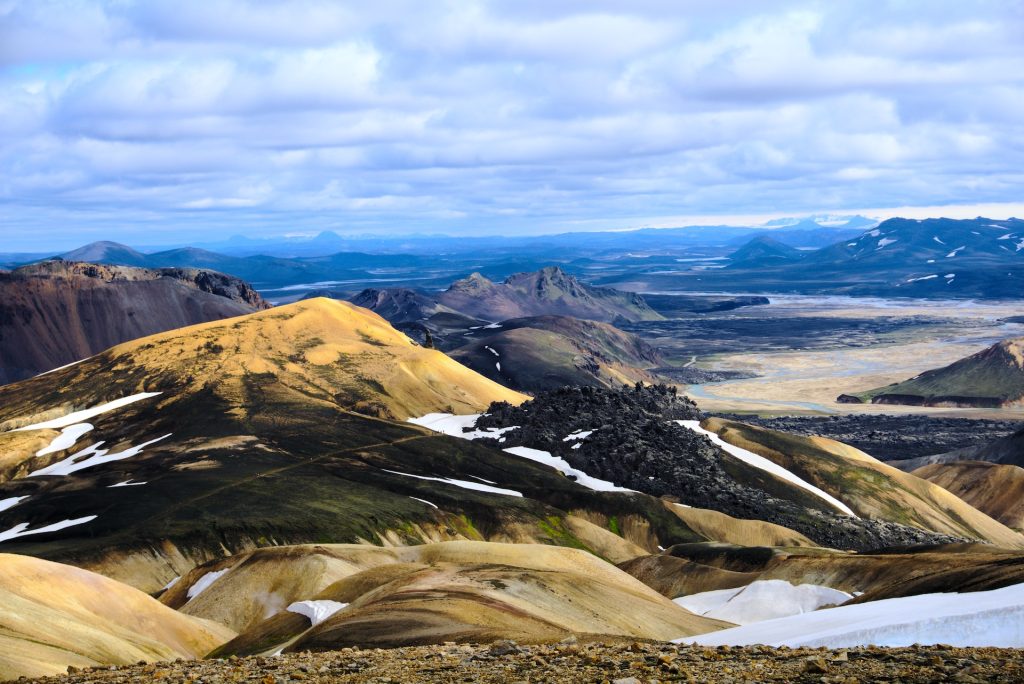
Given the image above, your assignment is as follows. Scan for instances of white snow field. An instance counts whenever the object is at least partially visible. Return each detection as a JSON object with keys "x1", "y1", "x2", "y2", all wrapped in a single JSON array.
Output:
[
  {"x1": 678, "y1": 582, "x2": 1024, "y2": 648},
  {"x1": 29, "y1": 434, "x2": 172, "y2": 477},
  {"x1": 503, "y1": 446, "x2": 634, "y2": 493},
  {"x1": 287, "y1": 600, "x2": 349, "y2": 626},
  {"x1": 35, "y1": 423, "x2": 94, "y2": 456},
  {"x1": 0, "y1": 515, "x2": 98, "y2": 543},
  {"x1": 676, "y1": 421, "x2": 856, "y2": 517},
  {"x1": 10, "y1": 392, "x2": 162, "y2": 432},
  {"x1": 674, "y1": 580, "x2": 852, "y2": 625},
  {"x1": 408, "y1": 413, "x2": 517, "y2": 441},
  {"x1": 187, "y1": 568, "x2": 230, "y2": 601},
  {"x1": 382, "y1": 469, "x2": 523, "y2": 497}
]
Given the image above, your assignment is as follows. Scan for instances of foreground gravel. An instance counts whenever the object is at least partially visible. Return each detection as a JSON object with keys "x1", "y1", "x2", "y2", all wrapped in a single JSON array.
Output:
[{"x1": 16, "y1": 641, "x2": 1024, "y2": 684}]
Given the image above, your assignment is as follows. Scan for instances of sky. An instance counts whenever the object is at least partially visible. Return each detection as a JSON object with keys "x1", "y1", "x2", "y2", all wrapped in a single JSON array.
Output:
[{"x1": 2, "y1": 0, "x2": 1024, "y2": 251}]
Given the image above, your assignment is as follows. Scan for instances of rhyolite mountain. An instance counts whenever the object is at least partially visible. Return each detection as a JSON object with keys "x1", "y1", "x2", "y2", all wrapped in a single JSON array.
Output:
[
  {"x1": 0, "y1": 299, "x2": 715, "y2": 593},
  {"x1": 913, "y1": 461, "x2": 1024, "y2": 532},
  {"x1": 435, "y1": 267, "x2": 663, "y2": 323},
  {"x1": 0, "y1": 261, "x2": 268, "y2": 385},
  {"x1": 0, "y1": 554, "x2": 233, "y2": 679},
  {"x1": 844, "y1": 337, "x2": 1024, "y2": 408}
]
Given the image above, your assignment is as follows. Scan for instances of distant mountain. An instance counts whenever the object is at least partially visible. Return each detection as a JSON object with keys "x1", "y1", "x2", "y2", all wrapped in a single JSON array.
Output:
[
  {"x1": 845, "y1": 337, "x2": 1024, "y2": 408},
  {"x1": 0, "y1": 261, "x2": 267, "y2": 384},
  {"x1": 727, "y1": 218, "x2": 873, "y2": 249},
  {"x1": 437, "y1": 266, "x2": 663, "y2": 323},
  {"x1": 449, "y1": 315, "x2": 664, "y2": 392},
  {"x1": 727, "y1": 237, "x2": 803, "y2": 269},
  {"x1": 60, "y1": 241, "x2": 150, "y2": 267},
  {"x1": 348, "y1": 287, "x2": 458, "y2": 325},
  {"x1": 623, "y1": 217, "x2": 1024, "y2": 299}
]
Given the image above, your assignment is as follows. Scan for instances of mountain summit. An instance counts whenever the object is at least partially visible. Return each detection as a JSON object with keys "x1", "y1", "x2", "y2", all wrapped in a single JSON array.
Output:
[{"x1": 438, "y1": 266, "x2": 663, "y2": 322}]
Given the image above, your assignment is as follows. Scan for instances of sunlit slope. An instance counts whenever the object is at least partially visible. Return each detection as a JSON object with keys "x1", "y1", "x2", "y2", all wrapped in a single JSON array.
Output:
[
  {"x1": 914, "y1": 461, "x2": 1024, "y2": 532},
  {"x1": 112, "y1": 297, "x2": 528, "y2": 420},
  {"x1": 0, "y1": 553, "x2": 233, "y2": 680},
  {"x1": 702, "y1": 418, "x2": 1024, "y2": 549},
  {"x1": 158, "y1": 542, "x2": 728, "y2": 652}
]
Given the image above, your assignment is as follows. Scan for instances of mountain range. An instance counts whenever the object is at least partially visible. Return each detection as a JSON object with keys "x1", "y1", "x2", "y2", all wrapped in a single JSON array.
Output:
[{"x1": 2, "y1": 290, "x2": 1024, "y2": 677}]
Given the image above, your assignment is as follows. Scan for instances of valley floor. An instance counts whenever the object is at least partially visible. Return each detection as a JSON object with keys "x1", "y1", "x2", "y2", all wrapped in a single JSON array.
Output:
[
  {"x1": 664, "y1": 295, "x2": 1024, "y2": 418},
  {"x1": 18, "y1": 642, "x2": 1022, "y2": 683}
]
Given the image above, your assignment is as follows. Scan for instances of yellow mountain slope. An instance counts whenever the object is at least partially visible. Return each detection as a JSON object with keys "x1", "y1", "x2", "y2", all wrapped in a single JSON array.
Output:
[
  {"x1": 0, "y1": 553, "x2": 234, "y2": 680},
  {"x1": 159, "y1": 541, "x2": 728, "y2": 653},
  {"x1": 701, "y1": 418, "x2": 1024, "y2": 549}
]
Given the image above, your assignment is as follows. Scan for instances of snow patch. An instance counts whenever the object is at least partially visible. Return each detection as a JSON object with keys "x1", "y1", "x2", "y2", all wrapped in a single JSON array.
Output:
[
  {"x1": 866, "y1": 229, "x2": 881, "y2": 237},
  {"x1": 503, "y1": 446, "x2": 634, "y2": 493},
  {"x1": 945, "y1": 246, "x2": 965, "y2": 258},
  {"x1": 0, "y1": 496, "x2": 29, "y2": 513},
  {"x1": 563, "y1": 430, "x2": 594, "y2": 442},
  {"x1": 484, "y1": 346, "x2": 500, "y2": 357},
  {"x1": 383, "y1": 469, "x2": 523, "y2": 497},
  {"x1": 29, "y1": 434, "x2": 172, "y2": 477},
  {"x1": 288, "y1": 600, "x2": 349, "y2": 626},
  {"x1": 676, "y1": 421, "x2": 856, "y2": 517},
  {"x1": 906, "y1": 275, "x2": 938, "y2": 283},
  {"x1": 35, "y1": 423, "x2": 94, "y2": 457},
  {"x1": 162, "y1": 576, "x2": 181, "y2": 591},
  {"x1": 876, "y1": 238, "x2": 896, "y2": 249},
  {"x1": 0, "y1": 516, "x2": 98, "y2": 544},
  {"x1": 998, "y1": 233, "x2": 1015, "y2": 240},
  {"x1": 10, "y1": 393, "x2": 162, "y2": 432},
  {"x1": 933, "y1": 236, "x2": 946, "y2": 245},
  {"x1": 187, "y1": 568, "x2": 230, "y2": 601},
  {"x1": 410, "y1": 496, "x2": 438, "y2": 509},
  {"x1": 108, "y1": 480, "x2": 147, "y2": 487},
  {"x1": 674, "y1": 580, "x2": 852, "y2": 625},
  {"x1": 408, "y1": 413, "x2": 518, "y2": 441},
  {"x1": 680, "y1": 582, "x2": 1024, "y2": 648}
]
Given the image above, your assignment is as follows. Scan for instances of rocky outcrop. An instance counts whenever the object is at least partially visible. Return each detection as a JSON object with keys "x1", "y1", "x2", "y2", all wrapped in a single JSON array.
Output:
[{"x1": 0, "y1": 261, "x2": 268, "y2": 383}]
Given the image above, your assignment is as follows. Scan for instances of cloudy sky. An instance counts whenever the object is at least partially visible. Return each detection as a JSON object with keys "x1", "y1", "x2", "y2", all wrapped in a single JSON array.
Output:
[{"x1": 2, "y1": 0, "x2": 1023, "y2": 250}]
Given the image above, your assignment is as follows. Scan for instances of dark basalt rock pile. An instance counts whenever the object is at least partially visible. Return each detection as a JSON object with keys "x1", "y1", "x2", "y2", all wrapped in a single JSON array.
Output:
[{"x1": 478, "y1": 385, "x2": 965, "y2": 551}]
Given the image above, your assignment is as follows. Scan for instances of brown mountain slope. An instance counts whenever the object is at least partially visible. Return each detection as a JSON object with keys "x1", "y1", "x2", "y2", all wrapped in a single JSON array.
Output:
[
  {"x1": 450, "y1": 315, "x2": 664, "y2": 392},
  {"x1": 913, "y1": 461, "x2": 1024, "y2": 531},
  {"x1": 0, "y1": 553, "x2": 233, "y2": 680},
  {"x1": 158, "y1": 541, "x2": 728, "y2": 654},
  {"x1": 436, "y1": 267, "x2": 663, "y2": 323},
  {"x1": 701, "y1": 418, "x2": 1024, "y2": 549},
  {"x1": 0, "y1": 260, "x2": 268, "y2": 384}
]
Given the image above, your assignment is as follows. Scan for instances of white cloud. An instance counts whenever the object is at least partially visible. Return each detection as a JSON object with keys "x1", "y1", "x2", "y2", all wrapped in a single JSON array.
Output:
[{"x1": 1, "y1": 0, "x2": 1023, "y2": 248}]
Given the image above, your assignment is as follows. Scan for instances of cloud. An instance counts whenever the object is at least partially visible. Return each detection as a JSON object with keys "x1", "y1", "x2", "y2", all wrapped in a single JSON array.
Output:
[{"x1": 1, "y1": 0, "x2": 1023, "y2": 249}]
